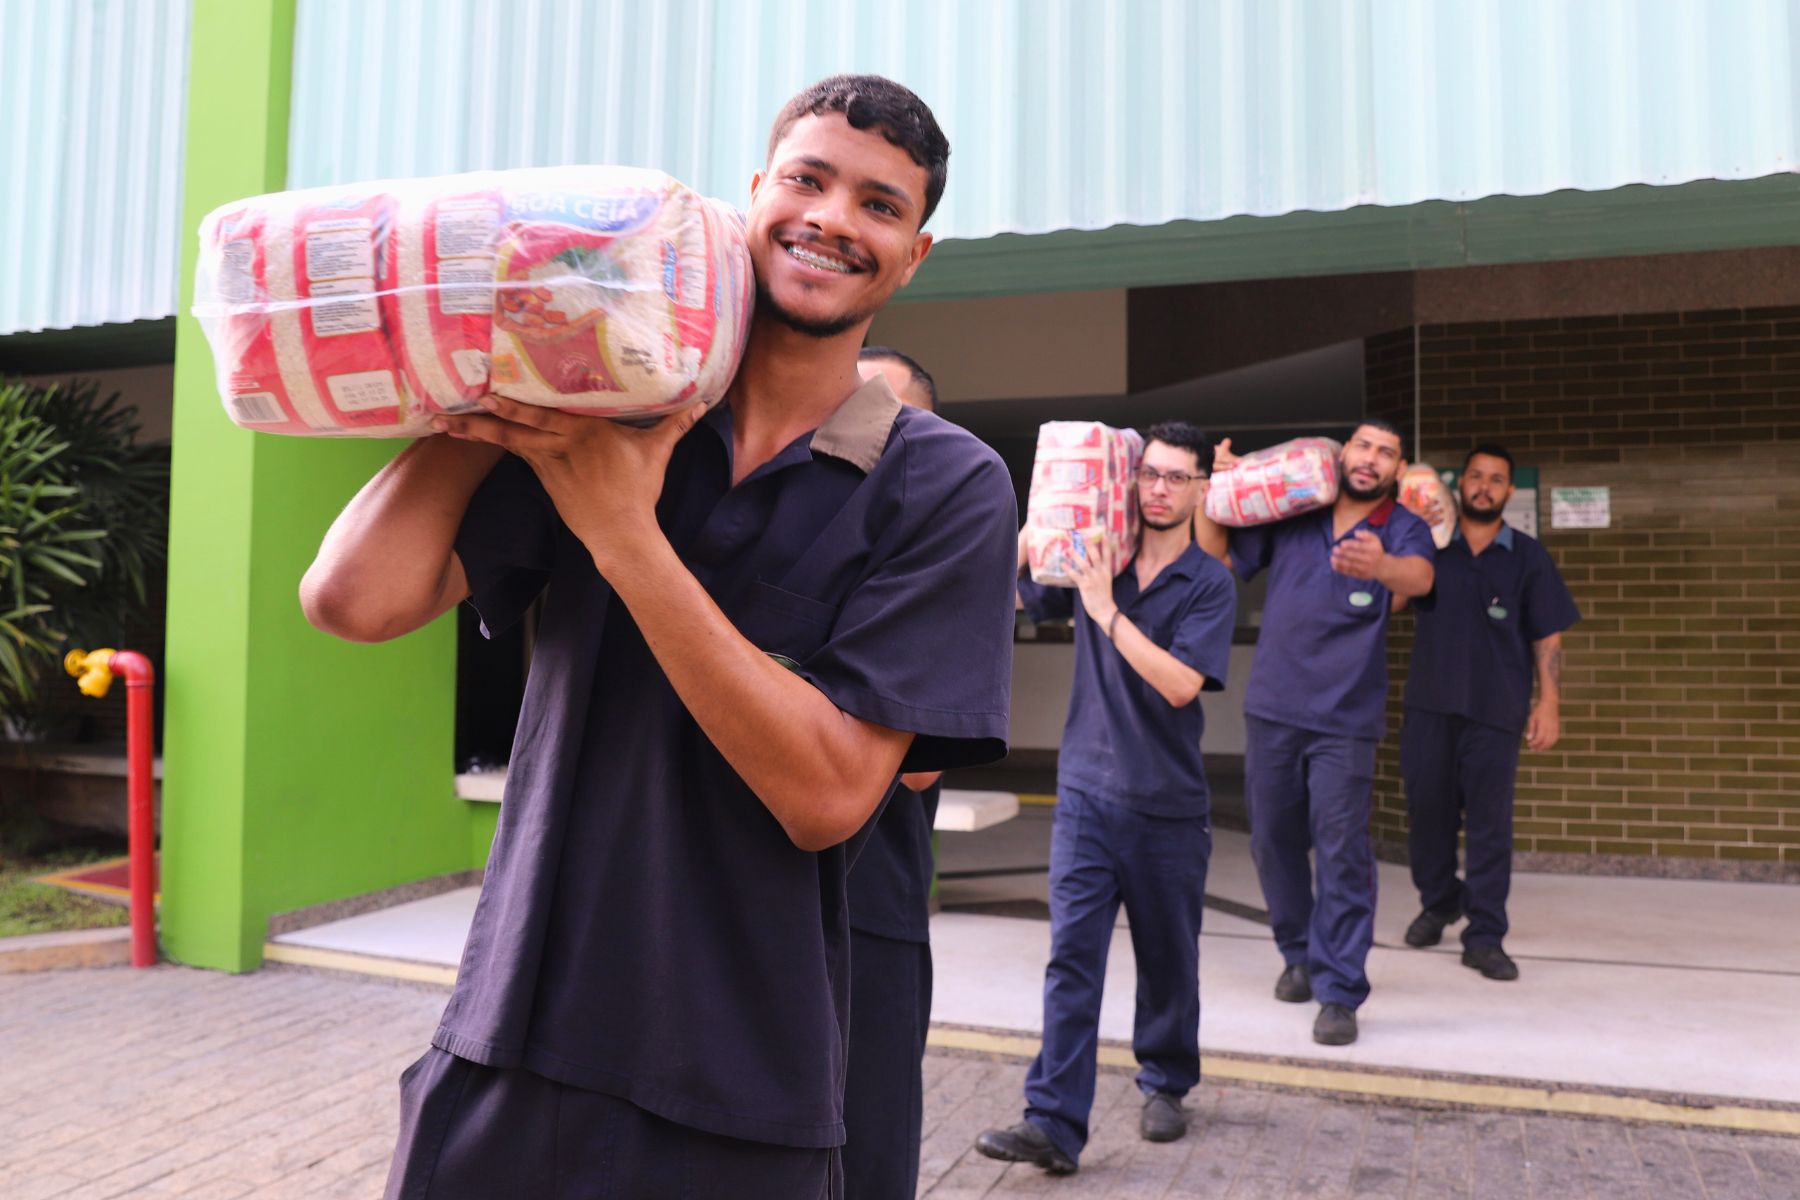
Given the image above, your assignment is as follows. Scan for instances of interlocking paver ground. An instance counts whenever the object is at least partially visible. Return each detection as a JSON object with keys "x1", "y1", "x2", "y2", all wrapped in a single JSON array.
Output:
[{"x1": 2, "y1": 964, "x2": 1796, "y2": 1198}]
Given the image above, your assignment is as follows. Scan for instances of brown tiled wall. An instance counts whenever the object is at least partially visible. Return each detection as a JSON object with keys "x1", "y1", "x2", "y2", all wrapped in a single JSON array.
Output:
[{"x1": 1366, "y1": 308, "x2": 1800, "y2": 880}]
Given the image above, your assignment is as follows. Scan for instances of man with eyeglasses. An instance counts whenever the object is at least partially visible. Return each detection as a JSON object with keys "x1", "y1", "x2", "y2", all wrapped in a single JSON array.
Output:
[
  {"x1": 1194, "y1": 420, "x2": 1435, "y2": 1048},
  {"x1": 975, "y1": 421, "x2": 1237, "y2": 1177}
]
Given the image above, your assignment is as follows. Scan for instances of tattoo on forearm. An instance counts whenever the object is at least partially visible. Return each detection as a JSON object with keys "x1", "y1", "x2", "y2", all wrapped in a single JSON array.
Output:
[{"x1": 1538, "y1": 642, "x2": 1563, "y2": 701}]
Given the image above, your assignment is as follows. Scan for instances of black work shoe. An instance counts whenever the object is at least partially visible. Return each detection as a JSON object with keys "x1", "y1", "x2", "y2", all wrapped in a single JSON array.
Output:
[
  {"x1": 1404, "y1": 907, "x2": 1460, "y2": 948},
  {"x1": 1274, "y1": 962, "x2": 1313, "y2": 1003},
  {"x1": 1313, "y1": 1002, "x2": 1358, "y2": 1046},
  {"x1": 1139, "y1": 1091, "x2": 1187, "y2": 1143},
  {"x1": 1462, "y1": 943, "x2": 1520, "y2": 981},
  {"x1": 974, "y1": 1121, "x2": 1078, "y2": 1175}
]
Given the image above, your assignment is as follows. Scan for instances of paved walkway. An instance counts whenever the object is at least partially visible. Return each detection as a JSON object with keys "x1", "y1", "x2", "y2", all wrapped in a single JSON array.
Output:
[{"x1": 4, "y1": 965, "x2": 1798, "y2": 1198}]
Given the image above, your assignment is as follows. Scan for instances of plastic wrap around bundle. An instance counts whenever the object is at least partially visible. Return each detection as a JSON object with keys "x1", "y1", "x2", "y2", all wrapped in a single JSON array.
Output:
[
  {"x1": 387, "y1": 183, "x2": 504, "y2": 416},
  {"x1": 194, "y1": 167, "x2": 754, "y2": 436},
  {"x1": 1204, "y1": 437, "x2": 1342, "y2": 527},
  {"x1": 487, "y1": 167, "x2": 752, "y2": 419},
  {"x1": 198, "y1": 192, "x2": 430, "y2": 436},
  {"x1": 1399, "y1": 463, "x2": 1457, "y2": 549},
  {"x1": 1025, "y1": 422, "x2": 1144, "y2": 586}
]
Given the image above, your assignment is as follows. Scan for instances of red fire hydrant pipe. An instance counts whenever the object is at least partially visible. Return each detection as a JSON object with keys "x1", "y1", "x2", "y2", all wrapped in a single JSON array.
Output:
[
  {"x1": 64, "y1": 647, "x2": 158, "y2": 968},
  {"x1": 107, "y1": 651, "x2": 157, "y2": 968}
]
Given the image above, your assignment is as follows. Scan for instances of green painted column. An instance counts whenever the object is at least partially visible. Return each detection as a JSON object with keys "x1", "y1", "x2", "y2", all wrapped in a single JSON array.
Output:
[{"x1": 163, "y1": 0, "x2": 469, "y2": 972}]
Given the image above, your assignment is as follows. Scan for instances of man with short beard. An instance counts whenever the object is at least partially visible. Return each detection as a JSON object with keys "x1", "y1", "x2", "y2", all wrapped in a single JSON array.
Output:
[
  {"x1": 976, "y1": 422, "x2": 1237, "y2": 1177},
  {"x1": 1195, "y1": 420, "x2": 1435, "y2": 1047},
  {"x1": 1398, "y1": 443, "x2": 1579, "y2": 982},
  {"x1": 303, "y1": 75, "x2": 1018, "y2": 1198}
]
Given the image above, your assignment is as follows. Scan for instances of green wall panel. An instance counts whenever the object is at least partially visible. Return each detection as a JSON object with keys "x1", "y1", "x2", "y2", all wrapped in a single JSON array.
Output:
[{"x1": 162, "y1": 0, "x2": 473, "y2": 972}]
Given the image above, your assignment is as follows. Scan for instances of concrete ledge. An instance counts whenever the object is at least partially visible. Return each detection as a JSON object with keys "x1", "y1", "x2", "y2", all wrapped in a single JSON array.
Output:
[
  {"x1": 267, "y1": 869, "x2": 483, "y2": 937},
  {"x1": 262, "y1": 942, "x2": 458, "y2": 987},
  {"x1": 936, "y1": 789, "x2": 1020, "y2": 832},
  {"x1": 0, "y1": 926, "x2": 131, "y2": 973}
]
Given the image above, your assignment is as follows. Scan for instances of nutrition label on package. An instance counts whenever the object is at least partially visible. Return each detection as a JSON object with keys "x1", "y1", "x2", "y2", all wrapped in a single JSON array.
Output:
[
  {"x1": 326, "y1": 370, "x2": 401, "y2": 413},
  {"x1": 438, "y1": 256, "x2": 496, "y2": 316},
  {"x1": 306, "y1": 218, "x2": 376, "y2": 282},
  {"x1": 310, "y1": 278, "x2": 381, "y2": 337},
  {"x1": 436, "y1": 204, "x2": 501, "y2": 258},
  {"x1": 217, "y1": 239, "x2": 256, "y2": 304}
]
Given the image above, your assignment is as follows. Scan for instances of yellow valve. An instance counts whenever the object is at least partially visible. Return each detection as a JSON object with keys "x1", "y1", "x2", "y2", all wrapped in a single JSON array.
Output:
[{"x1": 64, "y1": 648, "x2": 118, "y2": 699}]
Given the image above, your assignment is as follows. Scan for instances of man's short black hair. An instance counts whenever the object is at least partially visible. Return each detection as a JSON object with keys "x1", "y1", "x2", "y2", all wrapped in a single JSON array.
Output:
[
  {"x1": 767, "y1": 74, "x2": 950, "y2": 227},
  {"x1": 1352, "y1": 416, "x2": 1406, "y2": 454},
  {"x1": 1463, "y1": 442, "x2": 1516, "y2": 477},
  {"x1": 860, "y1": 345, "x2": 938, "y2": 410},
  {"x1": 1142, "y1": 420, "x2": 1213, "y2": 475}
]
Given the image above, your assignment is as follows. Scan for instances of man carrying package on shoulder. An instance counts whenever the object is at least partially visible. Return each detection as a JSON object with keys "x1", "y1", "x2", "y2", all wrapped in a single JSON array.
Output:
[
  {"x1": 1194, "y1": 420, "x2": 1435, "y2": 1048},
  {"x1": 302, "y1": 75, "x2": 1018, "y2": 1199},
  {"x1": 975, "y1": 421, "x2": 1237, "y2": 1177}
]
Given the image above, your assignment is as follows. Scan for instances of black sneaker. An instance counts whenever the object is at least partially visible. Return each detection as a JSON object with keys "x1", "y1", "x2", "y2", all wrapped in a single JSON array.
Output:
[
  {"x1": 1274, "y1": 962, "x2": 1313, "y2": 1003},
  {"x1": 974, "y1": 1121, "x2": 1078, "y2": 1175},
  {"x1": 1313, "y1": 1003, "x2": 1358, "y2": 1046},
  {"x1": 1462, "y1": 943, "x2": 1520, "y2": 981},
  {"x1": 1403, "y1": 907, "x2": 1460, "y2": 948},
  {"x1": 1139, "y1": 1091, "x2": 1187, "y2": 1143}
]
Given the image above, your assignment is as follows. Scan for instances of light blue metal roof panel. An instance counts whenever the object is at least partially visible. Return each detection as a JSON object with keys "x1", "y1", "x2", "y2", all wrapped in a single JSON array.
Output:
[
  {"x1": 0, "y1": 0, "x2": 191, "y2": 336},
  {"x1": 286, "y1": 0, "x2": 1800, "y2": 247}
]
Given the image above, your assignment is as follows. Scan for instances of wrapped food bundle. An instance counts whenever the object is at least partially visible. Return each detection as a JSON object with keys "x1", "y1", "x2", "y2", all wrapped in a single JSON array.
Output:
[
  {"x1": 198, "y1": 189, "x2": 425, "y2": 436},
  {"x1": 194, "y1": 167, "x2": 753, "y2": 436},
  {"x1": 1399, "y1": 462, "x2": 1457, "y2": 549},
  {"x1": 1204, "y1": 436, "x2": 1342, "y2": 527},
  {"x1": 1025, "y1": 421, "x2": 1144, "y2": 586}
]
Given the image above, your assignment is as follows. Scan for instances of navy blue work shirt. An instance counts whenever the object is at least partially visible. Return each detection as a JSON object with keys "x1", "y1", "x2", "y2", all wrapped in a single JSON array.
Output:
[
  {"x1": 1231, "y1": 499, "x2": 1437, "y2": 741},
  {"x1": 1019, "y1": 541, "x2": 1237, "y2": 818},
  {"x1": 847, "y1": 779, "x2": 940, "y2": 943},
  {"x1": 1406, "y1": 522, "x2": 1580, "y2": 734},
  {"x1": 437, "y1": 377, "x2": 1017, "y2": 1149}
]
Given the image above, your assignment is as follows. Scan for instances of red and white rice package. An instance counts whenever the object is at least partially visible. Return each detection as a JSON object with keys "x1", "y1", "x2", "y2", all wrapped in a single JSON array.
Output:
[
  {"x1": 193, "y1": 167, "x2": 753, "y2": 436},
  {"x1": 1204, "y1": 437, "x2": 1342, "y2": 526},
  {"x1": 1399, "y1": 462, "x2": 1457, "y2": 549},
  {"x1": 197, "y1": 187, "x2": 423, "y2": 435},
  {"x1": 1025, "y1": 421, "x2": 1144, "y2": 587}
]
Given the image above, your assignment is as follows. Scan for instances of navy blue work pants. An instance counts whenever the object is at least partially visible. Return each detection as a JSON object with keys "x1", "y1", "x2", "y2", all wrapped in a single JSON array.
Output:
[
  {"x1": 1243, "y1": 715, "x2": 1379, "y2": 1010},
  {"x1": 1400, "y1": 707, "x2": 1521, "y2": 947},
  {"x1": 842, "y1": 930, "x2": 932, "y2": 1200},
  {"x1": 1023, "y1": 787, "x2": 1211, "y2": 1164},
  {"x1": 383, "y1": 1048, "x2": 837, "y2": 1199}
]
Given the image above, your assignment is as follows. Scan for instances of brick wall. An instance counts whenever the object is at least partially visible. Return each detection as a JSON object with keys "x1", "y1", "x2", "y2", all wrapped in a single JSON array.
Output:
[{"x1": 1366, "y1": 307, "x2": 1800, "y2": 881}]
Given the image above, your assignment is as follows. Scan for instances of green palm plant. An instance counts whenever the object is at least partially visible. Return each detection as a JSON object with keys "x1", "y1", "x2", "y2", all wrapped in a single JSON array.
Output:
[{"x1": 0, "y1": 378, "x2": 169, "y2": 722}]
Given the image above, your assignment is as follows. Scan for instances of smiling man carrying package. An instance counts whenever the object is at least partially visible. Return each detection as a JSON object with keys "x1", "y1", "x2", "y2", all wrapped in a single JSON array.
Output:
[{"x1": 302, "y1": 76, "x2": 1017, "y2": 1198}]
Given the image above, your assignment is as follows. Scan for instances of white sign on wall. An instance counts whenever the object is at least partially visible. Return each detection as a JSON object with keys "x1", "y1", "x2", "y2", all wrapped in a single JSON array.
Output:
[{"x1": 1551, "y1": 487, "x2": 1611, "y2": 529}]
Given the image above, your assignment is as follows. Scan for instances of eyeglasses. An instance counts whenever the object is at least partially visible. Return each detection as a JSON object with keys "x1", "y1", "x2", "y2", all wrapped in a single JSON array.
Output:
[{"x1": 1136, "y1": 466, "x2": 1203, "y2": 488}]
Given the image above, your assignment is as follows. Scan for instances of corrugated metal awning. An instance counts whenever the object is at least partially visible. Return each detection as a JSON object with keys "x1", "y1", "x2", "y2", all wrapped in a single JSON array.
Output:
[
  {"x1": 285, "y1": 0, "x2": 1800, "y2": 240},
  {"x1": 0, "y1": 0, "x2": 191, "y2": 337},
  {"x1": 6, "y1": 0, "x2": 1800, "y2": 335}
]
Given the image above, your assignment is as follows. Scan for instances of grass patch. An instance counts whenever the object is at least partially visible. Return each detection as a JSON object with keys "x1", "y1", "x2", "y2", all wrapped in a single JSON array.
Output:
[{"x1": 0, "y1": 809, "x2": 130, "y2": 939}]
